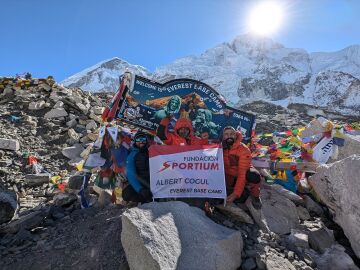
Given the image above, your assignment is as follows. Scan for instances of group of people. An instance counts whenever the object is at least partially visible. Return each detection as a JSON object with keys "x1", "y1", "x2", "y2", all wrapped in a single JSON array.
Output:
[{"x1": 122, "y1": 114, "x2": 262, "y2": 210}]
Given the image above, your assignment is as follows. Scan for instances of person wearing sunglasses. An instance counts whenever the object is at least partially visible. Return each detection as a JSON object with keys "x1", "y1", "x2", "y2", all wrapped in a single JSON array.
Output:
[{"x1": 123, "y1": 131, "x2": 152, "y2": 203}]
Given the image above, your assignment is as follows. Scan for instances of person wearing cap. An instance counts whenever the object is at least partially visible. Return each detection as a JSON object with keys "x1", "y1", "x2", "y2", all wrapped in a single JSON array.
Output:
[
  {"x1": 157, "y1": 116, "x2": 208, "y2": 145},
  {"x1": 222, "y1": 126, "x2": 262, "y2": 209},
  {"x1": 123, "y1": 131, "x2": 152, "y2": 203}
]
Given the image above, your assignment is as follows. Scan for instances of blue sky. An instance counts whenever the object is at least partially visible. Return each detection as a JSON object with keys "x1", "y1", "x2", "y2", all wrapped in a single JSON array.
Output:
[{"x1": 1, "y1": 0, "x2": 359, "y2": 81}]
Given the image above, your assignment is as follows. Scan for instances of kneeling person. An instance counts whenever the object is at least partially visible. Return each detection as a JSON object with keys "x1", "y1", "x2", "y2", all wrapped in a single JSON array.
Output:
[
  {"x1": 222, "y1": 127, "x2": 262, "y2": 209},
  {"x1": 123, "y1": 131, "x2": 152, "y2": 203}
]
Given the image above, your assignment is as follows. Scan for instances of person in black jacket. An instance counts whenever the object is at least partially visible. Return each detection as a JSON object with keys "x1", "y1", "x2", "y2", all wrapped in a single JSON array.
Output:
[{"x1": 123, "y1": 131, "x2": 152, "y2": 203}]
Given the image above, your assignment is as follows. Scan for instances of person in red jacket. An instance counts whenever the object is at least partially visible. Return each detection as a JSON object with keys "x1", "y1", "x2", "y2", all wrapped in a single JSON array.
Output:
[
  {"x1": 157, "y1": 116, "x2": 208, "y2": 145},
  {"x1": 222, "y1": 126, "x2": 262, "y2": 209}
]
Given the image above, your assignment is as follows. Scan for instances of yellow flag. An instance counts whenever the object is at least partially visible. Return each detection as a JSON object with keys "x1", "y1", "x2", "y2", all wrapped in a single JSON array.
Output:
[
  {"x1": 51, "y1": 175, "x2": 61, "y2": 184},
  {"x1": 76, "y1": 160, "x2": 85, "y2": 171}
]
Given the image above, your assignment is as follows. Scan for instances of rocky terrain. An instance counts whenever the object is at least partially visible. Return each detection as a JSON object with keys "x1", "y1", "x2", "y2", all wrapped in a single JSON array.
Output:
[{"x1": 0, "y1": 78, "x2": 360, "y2": 270}]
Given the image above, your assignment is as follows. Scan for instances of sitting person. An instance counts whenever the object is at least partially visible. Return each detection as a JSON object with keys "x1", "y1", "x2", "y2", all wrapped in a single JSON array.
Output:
[
  {"x1": 157, "y1": 116, "x2": 208, "y2": 145},
  {"x1": 222, "y1": 126, "x2": 262, "y2": 209},
  {"x1": 123, "y1": 131, "x2": 152, "y2": 203}
]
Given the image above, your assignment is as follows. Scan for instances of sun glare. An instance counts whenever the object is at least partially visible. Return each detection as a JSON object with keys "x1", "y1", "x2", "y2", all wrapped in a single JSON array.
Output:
[{"x1": 248, "y1": 1, "x2": 284, "y2": 36}]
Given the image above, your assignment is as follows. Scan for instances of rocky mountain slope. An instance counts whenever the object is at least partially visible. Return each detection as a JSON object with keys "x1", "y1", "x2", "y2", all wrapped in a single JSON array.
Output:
[
  {"x1": 1, "y1": 78, "x2": 360, "y2": 270},
  {"x1": 62, "y1": 34, "x2": 360, "y2": 115}
]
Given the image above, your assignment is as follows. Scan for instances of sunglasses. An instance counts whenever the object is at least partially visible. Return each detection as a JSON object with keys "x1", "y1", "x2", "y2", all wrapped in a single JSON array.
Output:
[{"x1": 135, "y1": 137, "x2": 148, "y2": 143}]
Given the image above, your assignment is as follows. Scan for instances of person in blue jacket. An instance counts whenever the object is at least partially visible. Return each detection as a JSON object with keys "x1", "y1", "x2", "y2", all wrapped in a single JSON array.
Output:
[{"x1": 123, "y1": 131, "x2": 152, "y2": 203}]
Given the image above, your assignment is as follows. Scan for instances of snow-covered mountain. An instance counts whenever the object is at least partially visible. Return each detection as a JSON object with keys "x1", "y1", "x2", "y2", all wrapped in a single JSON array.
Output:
[
  {"x1": 61, "y1": 34, "x2": 360, "y2": 114},
  {"x1": 61, "y1": 57, "x2": 150, "y2": 92}
]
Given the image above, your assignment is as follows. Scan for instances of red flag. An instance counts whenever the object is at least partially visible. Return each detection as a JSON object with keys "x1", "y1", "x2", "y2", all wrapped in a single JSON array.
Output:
[{"x1": 28, "y1": 156, "x2": 38, "y2": 166}]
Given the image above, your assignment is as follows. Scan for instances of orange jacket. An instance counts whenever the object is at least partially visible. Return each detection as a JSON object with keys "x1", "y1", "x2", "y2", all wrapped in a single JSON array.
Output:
[
  {"x1": 157, "y1": 117, "x2": 208, "y2": 146},
  {"x1": 223, "y1": 131, "x2": 252, "y2": 197}
]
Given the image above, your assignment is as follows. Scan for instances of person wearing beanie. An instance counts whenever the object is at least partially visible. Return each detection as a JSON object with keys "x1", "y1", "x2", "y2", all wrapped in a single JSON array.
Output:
[
  {"x1": 123, "y1": 131, "x2": 152, "y2": 203},
  {"x1": 222, "y1": 126, "x2": 262, "y2": 209}
]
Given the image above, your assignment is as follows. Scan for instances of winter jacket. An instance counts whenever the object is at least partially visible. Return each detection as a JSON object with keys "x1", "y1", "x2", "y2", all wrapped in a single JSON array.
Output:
[
  {"x1": 157, "y1": 117, "x2": 208, "y2": 146},
  {"x1": 126, "y1": 148, "x2": 142, "y2": 193},
  {"x1": 223, "y1": 131, "x2": 252, "y2": 197}
]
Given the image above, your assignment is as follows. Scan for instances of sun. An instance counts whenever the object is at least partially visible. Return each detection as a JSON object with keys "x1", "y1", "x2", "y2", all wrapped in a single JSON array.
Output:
[{"x1": 248, "y1": 1, "x2": 284, "y2": 36}]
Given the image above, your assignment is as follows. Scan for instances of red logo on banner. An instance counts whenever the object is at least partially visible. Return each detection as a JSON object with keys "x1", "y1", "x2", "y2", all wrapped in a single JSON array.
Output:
[{"x1": 157, "y1": 161, "x2": 172, "y2": 173}]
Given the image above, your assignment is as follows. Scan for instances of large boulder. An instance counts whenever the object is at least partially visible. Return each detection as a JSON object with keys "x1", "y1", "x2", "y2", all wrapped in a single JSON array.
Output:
[
  {"x1": 247, "y1": 189, "x2": 300, "y2": 235},
  {"x1": 264, "y1": 184, "x2": 304, "y2": 205},
  {"x1": 62, "y1": 144, "x2": 84, "y2": 160},
  {"x1": 308, "y1": 227, "x2": 335, "y2": 254},
  {"x1": 0, "y1": 190, "x2": 18, "y2": 224},
  {"x1": 121, "y1": 201, "x2": 243, "y2": 270},
  {"x1": 0, "y1": 138, "x2": 20, "y2": 151},
  {"x1": 331, "y1": 134, "x2": 360, "y2": 162},
  {"x1": 266, "y1": 253, "x2": 296, "y2": 270},
  {"x1": 215, "y1": 203, "x2": 254, "y2": 224},
  {"x1": 44, "y1": 107, "x2": 68, "y2": 119},
  {"x1": 308, "y1": 245, "x2": 359, "y2": 270},
  {"x1": 309, "y1": 155, "x2": 360, "y2": 257}
]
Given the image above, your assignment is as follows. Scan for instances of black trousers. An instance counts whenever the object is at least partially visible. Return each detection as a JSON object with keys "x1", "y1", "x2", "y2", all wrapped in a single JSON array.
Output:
[
  {"x1": 122, "y1": 185, "x2": 152, "y2": 203},
  {"x1": 226, "y1": 167, "x2": 262, "y2": 203}
]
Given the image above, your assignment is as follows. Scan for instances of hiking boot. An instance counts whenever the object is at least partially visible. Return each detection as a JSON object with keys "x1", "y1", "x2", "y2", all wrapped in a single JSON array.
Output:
[
  {"x1": 204, "y1": 201, "x2": 214, "y2": 216},
  {"x1": 251, "y1": 196, "x2": 262, "y2": 210}
]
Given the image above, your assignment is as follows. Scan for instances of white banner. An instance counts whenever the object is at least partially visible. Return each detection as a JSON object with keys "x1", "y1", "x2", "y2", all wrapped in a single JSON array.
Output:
[
  {"x1": 312, "y1": 137, "x2": 334, "y2": 164},
  {"x1": 149, "y1": 144, "x2": 226, "y2": 199}
]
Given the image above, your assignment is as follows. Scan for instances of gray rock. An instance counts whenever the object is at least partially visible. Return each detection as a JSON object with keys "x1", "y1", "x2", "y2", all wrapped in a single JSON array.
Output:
[
  {"x1": 97, "y1": 190, "x2": 113, "y2": 208},
  {"x1": 265, "y1": 184, "x2": 304, "y2": 205},
  {"x1": 308, "y1": 227, "x2": 335, "y2": 253},
  {"x1": 0, "y1": 190, "x2": 18, "y2": 224},
  {"x1": 0, "y1": 138, "x2": 20, "y2": 151},
  {"x1": 308, "y1": 244, "x2": 359, "y2": 270},
  {"x1": 49, "y1": 205, "x2": 66, "y2": 220},
  {"x1": 222, "y1": 220, "x2": 234, "y2": 228},
  {"x1": 0, "y1": 210, "x2": 46, "y2": 234},
  {"x1": 61, "y1": 144, "x2": 84, "y2": 159},
  {"x1": 287, "y1": 251, "x2": 295, "y2": 261},
  {"x1": 44, "y1": 108, "x2": 68, "y2": 119},
  {"x1": 255, "y1": 254, "x2": 267, "y2": 270},
  {"x1": 9, "y1": 228, "x2": 34, "y2": 246},
  {"x1": 303, "y1": 252, "x2": 316, "y2": 268},
  {"x1": 25, "y1": 173, "x2": 50, "y2": 186},
  {"x1": 303, "y1": 195, "x2": 323, "y2": 216},
  {"x1": 39, "y1": 83, "x2": 51, "y2": 91},
  {"x1": 215, "y1": 203, "x2": 254, "y2": 224},
  {"x1": 77, "y1": 103, "x2": 89, "y2": 114},
  {"x1": 53, "y1": 101, "x2": 64, "y2": 109},
  {"x1": 0, "y1": 159, "x2": 12, "y2": 167},
  {"x1": 53, "y1": 193, "x2": 77, "y2": 207},
  {"x1": 287, "y1": 229, "x2": 309, "y2": 249},
  {"x1": 266, "y1": 253, "x2": 296, "y2": 270},
  {"x1": 242, "y1": 258, "x2": 257, "y2": 270},
  {"x1": 3, "y1": 87, "x2": 14, "y2": 96},
  {"x1": 67, "y1": 128, "x2": 80, "y2": 142},
  {"x1": 67, "y1": 174, "x2": 85, "y2": 190},
  {"x1": 247, "y1": 189, "x2": 300, "y2": 235},
  {"x1": 85, "y1": 120, "x2": 97, "y2": 131},
  {"x1": 296, "y1": 206, "x2": 311, "y2": 221},
  {"x1": 308, "y1": 155, "x2": 360, "y2": 257},
  {"x1": 66, "y1": 118, "x2": 77, "y2": 128},
  {"x1": 28, "y1": 100, "x2": 46, "y2": 110},
  {"x1": 121, "y1": 201, "x2": 243, "y2": 270},
  {"x1": 330, "y1": 133, "x2": 360, "y2": 162}
]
